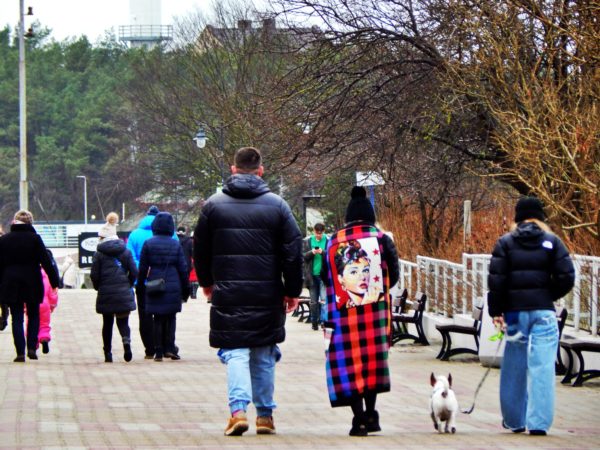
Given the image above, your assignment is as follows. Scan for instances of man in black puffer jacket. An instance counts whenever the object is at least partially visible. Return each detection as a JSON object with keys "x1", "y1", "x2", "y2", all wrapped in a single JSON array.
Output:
[{"x1": 194, "y1": 146, "x2": 303, "y2": 437}]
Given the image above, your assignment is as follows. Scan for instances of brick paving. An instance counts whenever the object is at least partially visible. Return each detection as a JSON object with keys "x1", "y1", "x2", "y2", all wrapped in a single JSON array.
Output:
[{"x1": 0, "y1": 288, "x2": 598, "y2": 449}]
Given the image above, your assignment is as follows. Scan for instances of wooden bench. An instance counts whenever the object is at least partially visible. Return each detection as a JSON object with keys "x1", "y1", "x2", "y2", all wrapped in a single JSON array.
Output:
[
  {"x1": 391, "y1": 291, "x2": 429, "y2": 346},
  {"x1": 560, "y1": 340, "x2": 600, "y2": 386},
  {"x1": 435, "y1": 303, "x2": 483, "y2": 361}
]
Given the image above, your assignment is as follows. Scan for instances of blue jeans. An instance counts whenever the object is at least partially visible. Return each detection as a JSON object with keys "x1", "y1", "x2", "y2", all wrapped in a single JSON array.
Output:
[
  {"x1": 10, "y1": 301, "x2": 39, "y2": 355},
  {"x1": 218, "y1": 345, "x2": 281, "y2": 417},
  {"x1": 500, "y1": 310, "x2": 558, "y2": 432}
]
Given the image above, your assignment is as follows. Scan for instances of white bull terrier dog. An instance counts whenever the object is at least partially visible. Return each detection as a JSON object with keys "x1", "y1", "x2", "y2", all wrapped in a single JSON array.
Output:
[{"x1": 430, "y1": 372, "x2": 458, "y2": 434}]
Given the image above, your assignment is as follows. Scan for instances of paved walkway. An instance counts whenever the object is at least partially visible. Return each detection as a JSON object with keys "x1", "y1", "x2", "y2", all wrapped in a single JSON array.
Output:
[{"x1": 0, "y1": 289, "x2": 598, "y2": 449}]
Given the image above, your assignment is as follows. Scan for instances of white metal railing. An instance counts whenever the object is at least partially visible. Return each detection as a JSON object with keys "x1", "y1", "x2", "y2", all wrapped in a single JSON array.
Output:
[
  {"x1": 398, "y1": 253, "x2": 599, "y2": 336},
  {"x1": 36, "y1": 224, "x2": 78, "y2": 248}
]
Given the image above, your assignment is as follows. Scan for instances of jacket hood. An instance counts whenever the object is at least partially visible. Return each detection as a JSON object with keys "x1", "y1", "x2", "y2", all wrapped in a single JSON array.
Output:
[
  {"x1": 511, "y1": 221, "x2": 546, "y2": 249},
  {"x1": 97, "y1": 238, "x2": 126, "y2": 256},
  {"x1": 151, "y1": 212, "x2": 175, "y2": 236},
  {"x1": 138, "y1": 214, "x2": 155, "y2": 230},
  {"x1": 223, "y1": 174, "x2": 270, "y2": 199}
]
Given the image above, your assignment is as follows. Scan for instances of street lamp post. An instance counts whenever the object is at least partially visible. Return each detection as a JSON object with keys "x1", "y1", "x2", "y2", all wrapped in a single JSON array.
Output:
[
  {"x1": 76, "y1": 175, "x2": 88, "y2": 228},
  {"x1": 193, "y1": 123, "x2": 225, "y2": 189},
  {"x1": 18, "y1": 1, "x2": 33, "y2": 210}
]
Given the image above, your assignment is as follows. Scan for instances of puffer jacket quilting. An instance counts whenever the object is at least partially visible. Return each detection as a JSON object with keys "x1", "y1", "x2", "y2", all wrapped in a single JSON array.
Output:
[
  {"x1": 91, "y1": 238, "x2": 138, "y2": 314},
  {"x1": 487, "y1": 221, "x2": 575, "y2": 317},
  {"x1": 137, "y1": 213, "x2": 189, "y2": 315},
  {"x1": 193, "y1": 173, "x2": 303, "y2": 348}
]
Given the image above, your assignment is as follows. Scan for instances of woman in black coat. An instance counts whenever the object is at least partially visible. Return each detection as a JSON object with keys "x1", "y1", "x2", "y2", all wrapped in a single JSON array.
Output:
[
  {"x1": 0, "y1": 210, "x2": 60, "y2": 362},
  {"x1": 91, "y1": 212, "x2": 138, "y2": 363},
  {"x1": 137, "y1": 212, "x2": 189, "y2": 361}
]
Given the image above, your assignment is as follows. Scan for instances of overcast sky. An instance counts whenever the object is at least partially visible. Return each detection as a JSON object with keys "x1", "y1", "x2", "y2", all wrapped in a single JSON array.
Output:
[{"x1": 0, "y1": 0, "x2": 238, "y2": 42}]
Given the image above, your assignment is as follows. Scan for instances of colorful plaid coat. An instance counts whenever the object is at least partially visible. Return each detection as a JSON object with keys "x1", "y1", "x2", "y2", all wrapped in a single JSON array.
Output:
[{"x1": 323, "y1": 223, "x2": 397, "y2": 407}]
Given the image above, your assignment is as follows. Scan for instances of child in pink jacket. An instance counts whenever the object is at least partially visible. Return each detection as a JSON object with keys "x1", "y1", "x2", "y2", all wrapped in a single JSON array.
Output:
[{"x1": 39, "y1": 268, "x2": 58, "y2": 353}]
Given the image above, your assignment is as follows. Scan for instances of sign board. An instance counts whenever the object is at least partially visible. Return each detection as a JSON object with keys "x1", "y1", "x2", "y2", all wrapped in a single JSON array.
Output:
[
  {"x1": 356, "y1": 171, "x2": 385, "y2": 187},
  {"x1": 78, "y1": 232, "x2": 130, "y2": 268}
]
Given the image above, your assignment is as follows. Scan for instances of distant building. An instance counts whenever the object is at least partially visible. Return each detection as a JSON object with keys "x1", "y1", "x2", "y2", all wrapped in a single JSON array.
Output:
[
  {"x1": 119, "y1": 0, "x2": 172, "y2": 48},
  {"x1": 197, "y1": 18, "x2": 322, "y2": 53}
]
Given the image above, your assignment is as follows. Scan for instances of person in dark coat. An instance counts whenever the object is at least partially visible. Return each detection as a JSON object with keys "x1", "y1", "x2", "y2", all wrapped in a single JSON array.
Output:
[
  {"x1": 322, "y1": 186, "x2": 400, "y2": 436},
  {"x1": 137, "y1": 212, "x2": 189, "y2": 361},
  {"x1": 193, "y1": 146, "x2": 303, "y2": 436},
  {"x1": 91, "y1": 213, "x2": 138, "y2": 363},
  {"x1": 177, "y1": 226, "x2": 193, "y2": 301},
  {"x1": 0, "y1": 210, "x2": 60, "y2": 362},
  {"x1": 487, "y1": 197, "x2": 575, "y2": 436}
]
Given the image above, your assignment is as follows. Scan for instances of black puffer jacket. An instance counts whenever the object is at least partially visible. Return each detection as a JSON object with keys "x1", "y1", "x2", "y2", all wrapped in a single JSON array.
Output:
[
  {"x1": 138, "y1": 213, "x2": 189, "y2": 315},
  {"x1": 487, "y1": 221, "x2": 575, "y2": 317},
  {"x1": 91, "y1": 238, "x2": 138, "y2": 314},
  {"x1": 0, "y1": 223, "x2": 59, "y2": 305},
  {"x1": 194, "y1": 173, "x2": 303, "y2": 348}
]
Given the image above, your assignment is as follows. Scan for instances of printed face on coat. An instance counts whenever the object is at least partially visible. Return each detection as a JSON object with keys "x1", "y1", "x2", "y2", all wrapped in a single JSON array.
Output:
[{"x1": 333, "y1": 237, "x2": 383, "y2": 308}]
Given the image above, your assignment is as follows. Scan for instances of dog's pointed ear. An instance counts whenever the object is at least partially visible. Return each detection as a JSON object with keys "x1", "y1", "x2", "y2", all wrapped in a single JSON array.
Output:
[
  {"x1": 430, "y1": 372, "x2": 436, "y2": 386},
  {"x1": 448, "y1": 373, "x2": 452, "y2": 387}
]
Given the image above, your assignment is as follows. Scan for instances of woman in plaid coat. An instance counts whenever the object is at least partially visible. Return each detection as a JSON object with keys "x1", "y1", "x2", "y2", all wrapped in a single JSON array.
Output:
[{"x1": 323, "y1": 186, "x2": 399, "y2": 436}]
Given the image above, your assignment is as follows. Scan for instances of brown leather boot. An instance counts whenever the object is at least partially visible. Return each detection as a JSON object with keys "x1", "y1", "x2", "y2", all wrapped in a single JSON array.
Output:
[
  {"x1": 256, "y1": 416, "x2": 276, "y2": 435},
  {"x1": 224, "y1": 411, "x2": 249, "y2": 436}
]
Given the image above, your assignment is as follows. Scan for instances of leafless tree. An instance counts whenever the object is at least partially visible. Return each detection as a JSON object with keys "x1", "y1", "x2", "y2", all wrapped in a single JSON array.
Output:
[{"x1": 268, "y1": 0, "x2": 599, "y2": 248}]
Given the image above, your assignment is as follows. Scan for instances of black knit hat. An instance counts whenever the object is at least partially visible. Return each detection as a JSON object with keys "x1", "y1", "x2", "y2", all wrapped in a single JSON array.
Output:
[
  {"x1": 514, "y1": 196, "x2": 545, "y2": 223},
  {"x1": 345, "y1": 186, "x2": 376, "y2": 224},
  {"x1": 147, "y1": 205, "x2": 159, "y2": 216}
]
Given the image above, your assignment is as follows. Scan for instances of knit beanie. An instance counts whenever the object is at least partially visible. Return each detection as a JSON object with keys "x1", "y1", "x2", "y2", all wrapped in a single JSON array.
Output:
[
  {"x1": 98, "y1": 212, "x2": 119, "y2": 239},
  {"x1": 147, "y1": 205, "x2": 159, "y2": 216},
  {"x1": 514, "y1": 196, "x2": 545, "y2": 223},
  {"x1": 345, "y1": 186, "x2": 376, "y2": 224},
  {"x1": 14, "y1": 209, "x2": 34, "y2": 224}
]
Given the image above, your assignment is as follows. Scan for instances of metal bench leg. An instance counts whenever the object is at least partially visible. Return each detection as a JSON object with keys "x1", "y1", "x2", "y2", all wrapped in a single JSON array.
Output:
[
  {"x1": 417, "y1": 321, "x2": 429, "y2": 345},
  {"x1": 441, "y1": 334, "x2": 453, "y2": 361},
  {"x1": 572, "y1": 349, "x2": 586, "y2": 387},
  {"x1": 436, "y1": 332, "x2": 448, "y2": 359},
  {"x1": 560, "y1": 347, "x2": 574, "y2": 384}
]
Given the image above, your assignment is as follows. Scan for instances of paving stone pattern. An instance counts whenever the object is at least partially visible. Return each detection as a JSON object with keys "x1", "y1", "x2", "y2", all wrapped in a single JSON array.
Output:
[{"x1": 0, "y1": 289, "x2": 598, "y2": 449}]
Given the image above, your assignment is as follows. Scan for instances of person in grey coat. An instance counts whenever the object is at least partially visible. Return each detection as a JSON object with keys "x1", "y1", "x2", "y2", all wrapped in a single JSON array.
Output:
[
  {"x1": 137, "y1": 212, "x2": 189, "y2": 361},
  {"x1": 91, "y1": 213, "x2": 138, "y2": 363}
]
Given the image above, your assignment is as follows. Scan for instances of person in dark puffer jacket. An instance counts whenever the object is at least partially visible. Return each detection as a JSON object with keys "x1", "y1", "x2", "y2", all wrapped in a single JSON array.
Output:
[
  {"x1": 137, "y1": 212, "x2": 189, "y2": 362},
  {"x1": 0, "y1": 210, "x2": 60, "y2": 362},
  {"x1": 91, "y1": 213, "x2": 138, "y2": 363},
  {"x1": 193, "y1": 146, "x2": 303, "y2": 436},
  {"x1": 487, "y1": 196, "x2": 575, "y2": 436}
]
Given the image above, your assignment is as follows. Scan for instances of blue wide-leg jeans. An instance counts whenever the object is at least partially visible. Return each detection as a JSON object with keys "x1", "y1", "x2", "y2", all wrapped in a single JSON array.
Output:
[
  {"x1": 500, "y1": 310, "x2": 558, "y2": 433},
  {"x1": 218, "y1": 345, "x2": 281, "y2": 417}
]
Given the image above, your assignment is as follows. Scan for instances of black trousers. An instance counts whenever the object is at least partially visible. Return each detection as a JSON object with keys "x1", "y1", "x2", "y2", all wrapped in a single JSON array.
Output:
[
  {"x1": 102, "y1": 313, "x2": 131, "y2": 353},
  {"x1": 152, "y1": 313, "x2": 176, "y2": 356},
  {"x1": 136, "y1": 292, "x2": 155, "y2": 356}
]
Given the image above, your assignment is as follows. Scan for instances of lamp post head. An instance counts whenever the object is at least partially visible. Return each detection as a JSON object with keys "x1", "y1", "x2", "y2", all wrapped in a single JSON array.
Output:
[{"x1": 194, "y1": 127, "x2": 207, "y2": 149}]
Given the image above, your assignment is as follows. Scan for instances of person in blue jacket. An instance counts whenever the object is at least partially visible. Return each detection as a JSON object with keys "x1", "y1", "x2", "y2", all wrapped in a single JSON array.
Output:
[
  {"x1": 127, "y1": 205, "x2": 178, "y2": 359},
  {"x1": 137, "y1": 212, "x2": 189, "y2": 361}
]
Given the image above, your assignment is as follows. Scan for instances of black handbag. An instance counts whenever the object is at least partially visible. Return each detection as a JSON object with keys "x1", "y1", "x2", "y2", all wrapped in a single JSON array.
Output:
[
  {"x1": 145, "y1": 278, "x2": 166, "y2": 294},
  {"x1": 146, "y1": 258, "x2": 169, "y2": 295}
]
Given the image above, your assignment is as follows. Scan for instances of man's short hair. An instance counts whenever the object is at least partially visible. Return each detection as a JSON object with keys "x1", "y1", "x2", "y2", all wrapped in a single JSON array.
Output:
[
  {"x1": 314, "y1": 223, "x2": 325, "y2": 233},
  {"x1": 234, "y1": 147, "x2": 262, "y2": 172}
]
